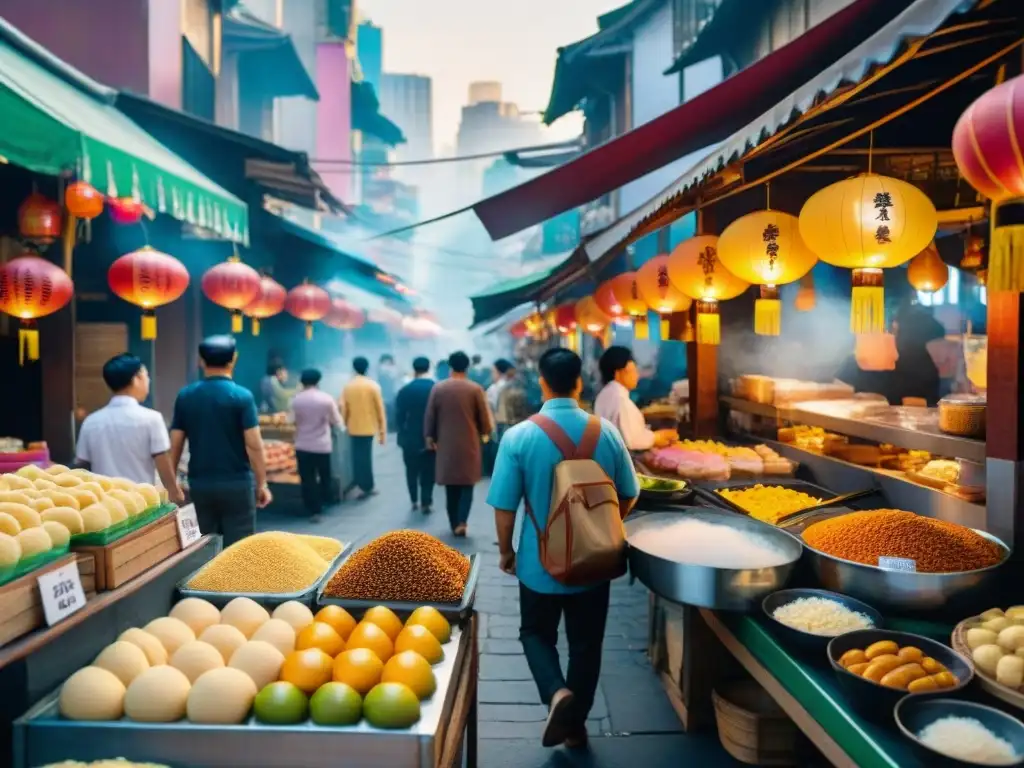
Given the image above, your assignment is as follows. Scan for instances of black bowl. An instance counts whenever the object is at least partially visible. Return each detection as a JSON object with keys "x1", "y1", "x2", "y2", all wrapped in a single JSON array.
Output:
[
  {"x1": 762, "y1": 588, "x2": 883, "y2": 654},
  {"x1": 827, "y1": 629, "x2": 974, "y2": 721},
  {"x1": 896, "y1": 697, "x2": 1024, "y2": 767}
]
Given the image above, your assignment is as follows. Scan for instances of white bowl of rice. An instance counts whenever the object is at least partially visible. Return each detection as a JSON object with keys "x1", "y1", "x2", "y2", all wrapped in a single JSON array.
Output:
[{"x1": 896, "y1": 697, "x2": 1024, "y2": 766}]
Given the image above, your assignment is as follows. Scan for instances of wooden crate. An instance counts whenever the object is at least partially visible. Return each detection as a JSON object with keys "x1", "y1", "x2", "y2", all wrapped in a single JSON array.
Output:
[
  {"x1": 0, "y1": 553, "x2": 98, "y2": 648},
  {"x1": 74, "y1": 513, "x2": 182, "y2": 591}
]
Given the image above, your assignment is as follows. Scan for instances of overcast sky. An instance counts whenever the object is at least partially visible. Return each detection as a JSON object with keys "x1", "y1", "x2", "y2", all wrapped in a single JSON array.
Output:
[{"x1": 359, "y1": 0, "x2": 623, "y2": 154}]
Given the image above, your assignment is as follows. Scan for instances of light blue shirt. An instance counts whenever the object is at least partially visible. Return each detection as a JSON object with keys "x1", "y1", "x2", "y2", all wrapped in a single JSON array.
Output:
[{"x1": 487, "y1": 398, "x2": 639, "y2": 595}]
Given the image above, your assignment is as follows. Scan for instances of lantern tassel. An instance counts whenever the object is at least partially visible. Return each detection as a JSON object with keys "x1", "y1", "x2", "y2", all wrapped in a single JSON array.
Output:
[
  {"x1": 602, "y1": 327, "x2": 612, "y2": 348},
  {"x1": 231, "y1": 311, "x2": 243, "y2": 334},
  {"x1": 988, "y1": 217, "x2": 1024, "y2": 293},
  {"x1": 696, "y1": 300, "x2": 720, "y2": 346},
  {"x1": 755, "y1": 286, "x2": 781, "y2": 336},
  {"x1": 251, "y1": 318, "x2": 261, "y2": 336},
  {"x1": 141, "y1": 310, "x2": 157, "y2": 340},
  {"x1": 851, "y1": 268, "x2": 885, "y2": 335},
  {"x1": 754, "y1": 299, "x2": 782, "y2": 336},
  {"x1": 305, "y1": 321, "x2": 314, "y2": 341},
  {"x1": 633, "y1": 316, "x2": 649, "y2": 341},
  {"x1": 660, "y1": 317, "x2": 670, "y2": 340},
  {"x1": 18, "y1": 323, "x2": 39, "y2": 366}
]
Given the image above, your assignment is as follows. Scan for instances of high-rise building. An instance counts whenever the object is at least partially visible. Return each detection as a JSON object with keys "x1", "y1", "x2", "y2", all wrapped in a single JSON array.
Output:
[
  {"x1": 378, "y1": 73, "x2": 434, "y2": 163},
  {"x1": 356, "y1": 21, "x2": 382, "y2": 92},
  {"x1": 468, "y1": 81, "x2": 502, "y2": 105}
]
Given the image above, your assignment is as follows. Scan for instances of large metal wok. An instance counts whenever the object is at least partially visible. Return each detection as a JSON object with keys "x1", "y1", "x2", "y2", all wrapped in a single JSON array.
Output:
[{"x1": 625, "y1": 508, "x2": 803, "y2": 611}]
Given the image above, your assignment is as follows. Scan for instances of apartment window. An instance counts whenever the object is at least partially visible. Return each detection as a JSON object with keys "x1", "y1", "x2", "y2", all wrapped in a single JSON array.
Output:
[{"x1": 673, "y1": 0, "x2": 722, "y2": 54}]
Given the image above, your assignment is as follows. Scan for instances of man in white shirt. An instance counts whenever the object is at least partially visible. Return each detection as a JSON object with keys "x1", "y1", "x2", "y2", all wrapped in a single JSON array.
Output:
[
  {"x1": 594, "y1": 346, "x2": 674, "y2": 451},
  {"x1": 76, "y1": 353, "x2": 183, "y2": 501}
]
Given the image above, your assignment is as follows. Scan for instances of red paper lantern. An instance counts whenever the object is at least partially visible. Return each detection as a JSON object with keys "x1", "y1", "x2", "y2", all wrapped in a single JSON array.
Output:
[
  {"x1": 509, "y1": 320, "x2": 528, "y2": 339},
  {"x1": 285, "y1": 281, "x2": 331, "y2": 339},
  {"x1": 64, "y1": 182, "x2": 104, "y2": 220},
  {"x1": 952, "y1": 74, "x2": 1024, "y2": 290},
  {"x1": 108, "y1": 197, "x2": 145, "y2": 225},
  {"x1": 108, "y1": 246, "x2": 190, "y2": 340},
  {"x1": 552, "y1": 303, "x2": 577, "y2": 334},
  {"x1": 593, "y1": 278, "x2": 626, "y2": 320},
  {"x1": 18, "y1": 193, "x2": 62, "y2": 244},
  {"x1": 0, "y1": 255, "x2": 74, "y2": 364},
  {"x1": 201, "y1": 256, "x2": 261, "y2": 333},
  {"x1": 322, "y1": 297, "x2": 365, "y2": 330},
  {"x1": 242, "y1": 276, "x2": 287, "y2": 336}
]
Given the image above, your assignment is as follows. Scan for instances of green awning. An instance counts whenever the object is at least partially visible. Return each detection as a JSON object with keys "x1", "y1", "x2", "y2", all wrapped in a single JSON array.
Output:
[
  {"x1": 470, "y1": 251, "x2": 585, "y2": 327},
  {"x1": 0, "y1": 19, "x2": 249, "y2": 243},
  {"x1": 351, "y1": 81, "x2": 406, "y2": 147}
]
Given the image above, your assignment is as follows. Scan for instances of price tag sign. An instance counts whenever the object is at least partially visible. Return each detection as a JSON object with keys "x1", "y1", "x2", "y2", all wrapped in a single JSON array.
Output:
[
  {"x1": 176, "y1": 503, "x2": 202, "y2": 547},
  {"x1": 38, "y1": 562, "x2": 86, "y2": 626},
  {"x1": 879, "y1": 556, "x2": 917, "y2": 572}
]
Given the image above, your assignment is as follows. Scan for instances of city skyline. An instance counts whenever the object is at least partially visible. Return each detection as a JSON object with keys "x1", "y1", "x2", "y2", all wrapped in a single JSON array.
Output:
[{"x1": 360, "y1": 0, "x2": 624, "y2": 156}]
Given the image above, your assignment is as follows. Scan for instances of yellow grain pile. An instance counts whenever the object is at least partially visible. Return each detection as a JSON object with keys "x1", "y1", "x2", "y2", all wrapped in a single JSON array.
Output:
[
  {"x1": 296, "y1": 533, "x2": 344, "y2": 560},
  {"x1": 324, "y1": 530, "x2": 469, "y2": 604},
  {"x1": 188, "y1": 532, "x2": 332, "y2": 593}
]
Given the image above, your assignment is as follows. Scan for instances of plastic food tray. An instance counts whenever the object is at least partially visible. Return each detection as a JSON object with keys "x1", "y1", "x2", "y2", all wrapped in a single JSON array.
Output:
[
  {"x1": 175, "y1": 542, "x2": 352, "y2": 609},
  {"x1": 13, "y1": 627, "x2": 469, "y2": 768},
  {"x1": 69, "y1": 503, "x2": 177, "y2": 547},
  {"x1": 0, "y1": 544, "x2": 70, "y2": 587},
  {"x1": 316, "y1": 552, "x2": 480, "y2": 622}
]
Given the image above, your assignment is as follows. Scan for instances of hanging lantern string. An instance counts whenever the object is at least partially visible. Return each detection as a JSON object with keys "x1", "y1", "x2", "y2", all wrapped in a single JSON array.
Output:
[
  {"x1": 867, "y1": 130, "x2": 874, "y2": 174},
  {"x1": 765, "y1": 182, "x2": 771, "y2": 211}
]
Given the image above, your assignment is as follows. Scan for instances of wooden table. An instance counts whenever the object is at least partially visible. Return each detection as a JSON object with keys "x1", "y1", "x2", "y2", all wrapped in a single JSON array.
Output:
[{"x1": 0, "y1": 536, "x2": 217, "y2": 767}]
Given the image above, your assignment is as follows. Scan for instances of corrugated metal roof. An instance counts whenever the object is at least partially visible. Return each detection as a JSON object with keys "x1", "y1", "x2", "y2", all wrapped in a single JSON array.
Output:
[{"x1": 584, "y1": 0, "x2": 972, "y2": 263}]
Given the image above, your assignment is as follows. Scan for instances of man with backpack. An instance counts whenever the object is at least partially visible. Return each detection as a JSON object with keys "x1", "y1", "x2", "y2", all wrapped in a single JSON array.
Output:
[{"x1": 488, "y1": 348, "x2": 639, "y2": 750}]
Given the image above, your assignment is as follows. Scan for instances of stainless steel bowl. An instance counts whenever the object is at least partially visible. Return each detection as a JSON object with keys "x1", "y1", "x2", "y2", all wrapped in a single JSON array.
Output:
[
  {"x1": 805, "y1": 529, "x2": 1010, "y2": 611},
  {"x1": 625, "y1": 508, "x2": 804, "y2": 612}
]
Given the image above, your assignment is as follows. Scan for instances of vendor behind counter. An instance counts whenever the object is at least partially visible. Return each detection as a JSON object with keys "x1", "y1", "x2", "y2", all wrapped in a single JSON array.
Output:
[{"x1": 835, "y1": 302, "x2": 945, "y2": 406}]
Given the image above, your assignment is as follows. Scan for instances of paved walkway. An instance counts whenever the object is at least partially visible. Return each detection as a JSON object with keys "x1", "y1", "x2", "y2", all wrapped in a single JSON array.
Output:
[{"x1": 258, "y1": 444, "x2": 739, "y2": 767}]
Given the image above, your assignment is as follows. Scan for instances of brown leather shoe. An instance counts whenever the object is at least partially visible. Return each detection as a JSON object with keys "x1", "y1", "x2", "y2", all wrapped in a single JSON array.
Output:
[{"x1": 541, "y1": 688, "x2": 574, "y2": 747}]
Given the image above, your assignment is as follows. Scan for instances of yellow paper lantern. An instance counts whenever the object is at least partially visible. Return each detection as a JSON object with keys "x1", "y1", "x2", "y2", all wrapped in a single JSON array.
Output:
[
  {"x1": 609, "y1": 271, "x2": 651, "y2": 340},
  {"x1": 636, "y1": 255, "x2": 693, "y2": 339},
  {"x1": 906, "y1": 241, "x2": 949, "y2": 293},
  {"x1": 667, "y1": 235, "x2": 749, "y2": 345},
  {"x1": 799, "y1": 173, "x2": 938, "y2": 334},
  {"x1": 574, "y1": 296, "x2": 611, "y2": 335},
  {"x1": 718, "y1": 210, "x2": 817, "y2": 336}
]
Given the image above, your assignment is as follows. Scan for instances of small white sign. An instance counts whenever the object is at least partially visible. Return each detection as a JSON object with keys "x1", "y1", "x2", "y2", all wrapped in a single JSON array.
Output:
[
  {"x1": 176, "y1": 504, "x2": 202, "y2": 547},
  {"x1": 38, "y1": 562, "x2": 87, "y2": 626},
  {"x1": 879, "y1": 556, "x2": 917, "y2": 572}
]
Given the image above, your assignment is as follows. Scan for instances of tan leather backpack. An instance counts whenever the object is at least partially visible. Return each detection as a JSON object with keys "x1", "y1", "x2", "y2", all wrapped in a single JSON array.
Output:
[{"x1": 524, "y1": 414, "x2": 627, "y2": 585}]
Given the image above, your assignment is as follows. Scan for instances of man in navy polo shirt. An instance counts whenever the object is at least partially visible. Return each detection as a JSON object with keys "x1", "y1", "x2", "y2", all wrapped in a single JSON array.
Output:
[{"x1": 170, "y1": 335, "x2": 271, "y2": 546}]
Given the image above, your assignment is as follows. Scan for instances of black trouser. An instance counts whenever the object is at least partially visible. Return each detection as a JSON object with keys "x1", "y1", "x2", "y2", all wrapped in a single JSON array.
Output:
[
  {"x1": 347, "y1": 435, "x2": 374, "y2": 493},
  {"x1": 296, "y1": 449, "x2": 333, "y2": 517},
  {"x1": 444, "y1": 485, "x2": 473, "y2": 529},
  {"x1": 190, "y1": 484, "x2": 256, "y2": 548},
  {"x1": 519, "y1": 581, "x2": 611, "y2": 728},
  {"x1": 402, "y1": 447, "x2": 435, "y2": 506}
]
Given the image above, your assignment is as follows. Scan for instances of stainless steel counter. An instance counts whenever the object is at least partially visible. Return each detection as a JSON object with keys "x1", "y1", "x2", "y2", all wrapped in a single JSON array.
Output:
[{"x1": 721, "y1": 397, "x2": 986, "y2": 464}]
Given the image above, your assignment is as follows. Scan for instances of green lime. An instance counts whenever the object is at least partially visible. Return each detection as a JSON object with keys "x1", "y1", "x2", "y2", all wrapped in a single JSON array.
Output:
[
  {"x1": 254, "y1": 681, "x2": 308, "y2": 724},
  {"x1": 363, "y1": 682, "x2": 421, "y2": 729},
  {"x1": 310, "y1": 682, "x2": 363, "y2": 726}
]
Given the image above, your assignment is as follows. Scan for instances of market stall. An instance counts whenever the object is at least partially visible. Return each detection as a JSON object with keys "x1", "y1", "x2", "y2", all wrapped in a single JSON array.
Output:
[
  {"x1": 258, "y1": 415, "x2": 352, "y2": 507},
  {"x1": 9, "y1": 529, "x2": 479, "y2": 768},
  {"x1": 480, "y1": 0, "x2": 1024, "y2": 763}
]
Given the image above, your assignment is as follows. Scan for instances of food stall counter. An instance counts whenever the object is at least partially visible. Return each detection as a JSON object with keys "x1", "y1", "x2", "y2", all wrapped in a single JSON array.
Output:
[{"x1": 698, "y1": 609, "x2": 1019, "y2": 768}]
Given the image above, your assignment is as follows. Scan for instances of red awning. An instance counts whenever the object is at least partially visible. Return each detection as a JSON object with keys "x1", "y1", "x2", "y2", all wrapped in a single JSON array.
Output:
[{"x1": 472, "y1": 0, "x2": 917, "y2": 241}]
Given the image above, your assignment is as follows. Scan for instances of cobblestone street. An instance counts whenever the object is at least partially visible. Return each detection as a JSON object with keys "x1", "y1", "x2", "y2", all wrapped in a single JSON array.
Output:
[{"x1": 258, "y1": 444, "x2": 736, "y2": 766}]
